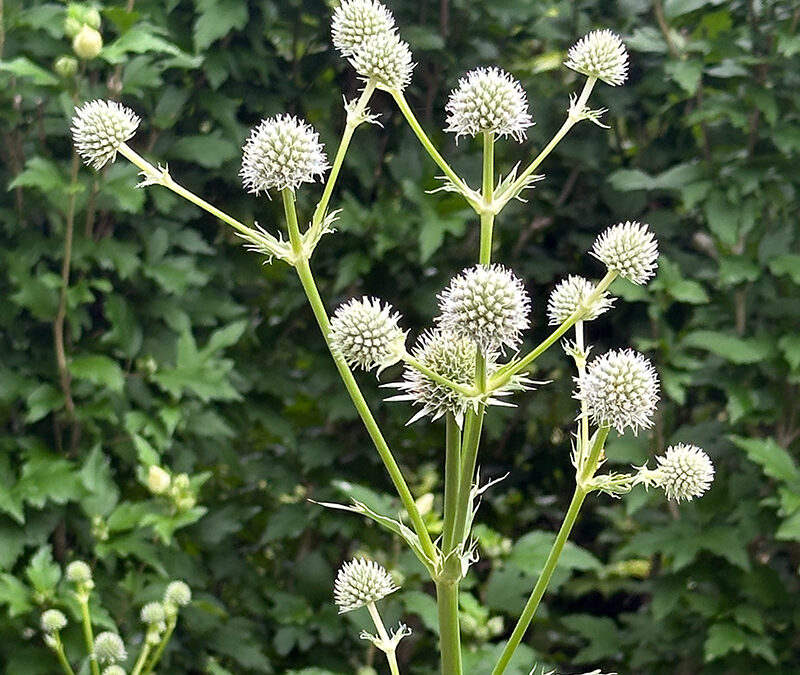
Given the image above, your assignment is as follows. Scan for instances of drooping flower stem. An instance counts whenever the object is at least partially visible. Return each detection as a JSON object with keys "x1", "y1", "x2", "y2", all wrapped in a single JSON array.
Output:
[
  {"x1": 497, "y1": 77, "x2": 596, "y2": 207},
  {"x1": 435, "y1": 580, "x2": 463, "y2": 675},
  {"x1": 310, "y1": 80, "x2": 376, "y2": 239},
  {"x1": 491, "y1": 426, "x2": 610, "y2": 675},
  {"x1": 281, "y1": 189, "x2": 438, "y2": 564},
  {"x1": 366, "y1": 602, "x2": 401, "y2": 675}
]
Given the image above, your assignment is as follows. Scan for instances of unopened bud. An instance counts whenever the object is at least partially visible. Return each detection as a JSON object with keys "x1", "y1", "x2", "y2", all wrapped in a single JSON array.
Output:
[
  {"x1": 54, "y1": 55, "x2": 79, "y2": 78},
  {"x1": 73, "y1": 25, "x2": 103, "y2": 60},
  {"x1": 147, "y1": 465, "x2": 171, "y2": 495}
]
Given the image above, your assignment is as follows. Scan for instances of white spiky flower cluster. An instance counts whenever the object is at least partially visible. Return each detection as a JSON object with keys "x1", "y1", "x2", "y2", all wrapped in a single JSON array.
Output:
[
  {"x1": 164, "y1": 580, "x2": 192, "y2": 607},
  {"x1": 140, "y1": 601, "x2": 166, "y2": 626},
  {"x1": 240, "y1": 114, "x2": 329, "y2": 195},
  {"x1": 546, "y1": 275, "x2": 614, "y2": 326},
  {"x1": 334, "y1": 558, "x2": 399, "y2": 613},
  {"x1": 350, "y1": 30, "x2": 414, "y2": 92},
  {"x1": 65, "y1": 560, "x2": 93, "y2": 585},
  {"x1": 565, "y1": 29, "x2": 629, "y2": 86},
  {"x1": 592, "y1": 221, "x2": 658, "y2": 285},
  {"x1": 331, "y1": 0, "x2": 395, "y2": 56},
  {"x1": 71, "y1": 100, "x2": 140, "y2": 170},
  {"x1": 329, "y1": 297, "x2": 407, "y2": 372},
  {"x1": 445, "y1": 67, "x2": 533, "y2": 142},
  {"x1": 93, "y1": 632, "x2": 127, "y2": 664},
  {"x1": 41, "y1": 609, "x2": 67, "y2": 633},
  {"x1": 103, "y1": 667, "x2": 127, "y2": 675},
  {"x1": 577, "y1": 348, "x2": 659, "y2": 434},
  {"x1": 647, "y1": 444, "x2": 715, "y2": 502},
  {"x1": 437, "y1": 264, "x2": 530, "y2": 352}
]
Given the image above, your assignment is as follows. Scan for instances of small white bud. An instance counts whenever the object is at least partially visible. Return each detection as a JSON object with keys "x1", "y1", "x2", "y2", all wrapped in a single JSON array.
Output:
[
  {"x1": 147, "y1": 465, "x2": 171, "y2": 495},
  {"x1": 140, "y1": 601, "x2": 166, "y2": 626},
  {"x1": 644, "y1": 444, "x2": 715, "y2": 502},
  {"x1": 41, "y1": 609, "x2": 67, "y2": 633},
  {"x1": 164, "y1": 580, "x2": 192, "y2": 607},
  {"x1": 591, "y1": 221, "x2": 658, "y2": 285},
  {"x1": 565, "y1": 29, "x2": 629, "y2": 86},
  {"x1": 334, "y1": 559, "x2": 399, "y2": 613},
  {"x1": 65, "y1": 560, "x2": 93, "y2": 585}
]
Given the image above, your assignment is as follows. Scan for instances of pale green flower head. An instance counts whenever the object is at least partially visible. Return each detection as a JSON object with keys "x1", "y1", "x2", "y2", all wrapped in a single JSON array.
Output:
[
  {"x1": 437, "y1": 264, "x2": 530, "y2": 352},
  {"x1": 329, "y1": 297, "x2": 407, "y2": 373},
  {"x1": 103, "y1": 667, "x2": 127, "y2": 675},
  {"x1": 334, "y1": 558, "x2": 399, "y2": 613},
  {"x1": 65, "y1": 560, "x2": 93, "y2": 586},
  {"x1": 240, "y1": 114, "x2": 329, "y2": 195},
  {"x1": 71, "y1": 100, "x2": 139, "y2": 170},
  {"x1": 331, "y1": 0, "x2": 395, "y2": 57},
  {"x1": 350, "y1": 30, "x2": 414, "y2": 91},
  {"x1": 577, "y1": 348, "x2": 659, "y2": 434},
  {"x1": 565, "y1": 29, "x2": 629, "y2": 86},
  {"x1": 140, "y1": 601, "x2": 166, "y2": 626},
  {"x1": 445, "y1": 67, "x2": 533, "y2": 142},
  {"x1": 94, "y1": 632, "x2": 127, "y2": 664},
  {"x1": 41, "y1": 609, "x2": 67, "y2": 633},
  {"x1": 592, "y1": 221, "x2": 658, "y2": 285},
  {"x1": 546, "y1": 275, "x2": 613, "y2": 326},
  {"x1": 650, "y1": 443, "x2": 715, "y2": 502},
  {"x1": 164, "y1": 580, "x2": 192, "y2": 607}
]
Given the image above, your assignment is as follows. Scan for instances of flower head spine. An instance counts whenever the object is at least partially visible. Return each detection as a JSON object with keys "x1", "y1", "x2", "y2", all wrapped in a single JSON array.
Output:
[
  {"x1": 576, "y1": 348, "x2": 659, "y2": 434},
  {"x1": 240, "y1": 114, "x2": 329, "y2": 195},
  {"x1": 591, "y1": 221, "x2": 658, "y2": 285},
  {"x1": 334, "y1": 558, "x2": 399, "y2": 613},
  {"x1": 565, "y1": 30, "x2": 629, "y2": 86},
  {"x1": 445, "y1": 67, "x2": 533, "y2": 142},
  {"x1": 71, "y1": 100, "x2": 140, "y2": 170}
]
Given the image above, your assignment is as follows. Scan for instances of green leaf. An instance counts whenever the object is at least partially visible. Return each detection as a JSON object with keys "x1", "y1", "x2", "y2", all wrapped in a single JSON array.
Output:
[
  {"x1": 25, "y1": 545, "x2": 61, "y2": 598},
  {"x1": 769, "y1": 254, "x2": 800, "y2": 283},
  {"x1": 169, "y1": 133, "x2": 238, "y2": 169},
  {"x1": 704, "y1": 191, "x2": 739, "y2": 245},
  {"x1": 682, "y1": 330, "x2": 773, "y2": 364},
  {"x1": 0, "y1": 574, "x2": 33, "y2": 617},
  {"x1": 778, "y1": 334, "x2": 800, "y2": 371},
  {"x1": 8, "y1": 156, "x2": 70, "y2": 195},
  {"x1": 665, "y1": 59, "x2": 703, "y2": 95},
  {"x1": 507, "y1": 531, "x2": 602, "y2": 574},
  {"x1": 194, "y1": 0, "x2": 249, "y2": 51},
  {"x1": 25, "y1": 384, "x2": 65, "y2": 423},
  {"x1": 704, "y1": 622, "x2": 747, "y2": 661},
  {"x1": 69, "y1": 354, "x2": 125, "y2": 393},
  {"x1": 730, "y1": 436, "x2": 800, "y2": 484},
  {"x1": 402, "y1": 590, "x2": 439, "y2": 634},
  {"x1": 80, "y1": 445, "x2": 120, "y2": 517},
  {"x1": 0, "y1": 57, "x2": 59, "y2": 86}
]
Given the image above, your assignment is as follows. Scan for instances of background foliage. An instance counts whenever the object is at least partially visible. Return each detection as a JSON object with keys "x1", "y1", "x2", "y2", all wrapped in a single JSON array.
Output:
[{"x1": 1, "y1": 0, "x2": 799, "y2": 673}]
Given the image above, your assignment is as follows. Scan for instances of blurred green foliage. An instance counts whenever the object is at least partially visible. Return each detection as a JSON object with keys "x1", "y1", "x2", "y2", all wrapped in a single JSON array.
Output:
[{"x1": 1, "y1": 0, "x2": 798, "y2": 673}]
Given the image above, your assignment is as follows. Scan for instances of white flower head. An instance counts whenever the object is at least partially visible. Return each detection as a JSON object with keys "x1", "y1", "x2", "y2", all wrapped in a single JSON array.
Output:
[
  {"x1": 334, "y1": 558, "x2": 399, "y2": 613},
  {"x1": 565, "y1": 29, "x2": 629, "y2": 86},
  {"x1": 103, "y1": 667, "x2": 127, "y2": 675},
  {"x1": 648, "y1": 444, "x2": 715, "y2": 502},
  {"x1": 592, "y1": 221, "x2": 658, "y2": 285},
  {"x1": 240, "y1": 114, "x2": 329, "y2": 195},
  {"x1": 437, "y1": 264, "x2": 530, "y2": 352},
  {"x1": 71, "y1": 100, "x2": 140, "y2": 170},
  {"x1": 547, "y1": 275, "x2": 614, "y2": 326},
  {"x1": 577, "y1": 348, "x2": 659, "y2": 434},
  {"x1": 93, "y1": 632, "x2": 127, "y2": 664},
  {"x1": 140, "y1": 601, "x2": 166, "y2": 626},
  {"x1": 331, "y1": 0, "x2": 395, "y2": 57},
  {"x1": 329, "y1": 297, "x2": 407, "y2": 373},
  {"x1": 65, "y1": 560, "x2": 93, "y2": 585},
  {"x1": 445, "y1": 67, "x2": 533, "y2": 142},
  {"x1": 41, "y1": 609, "x2": 68, "y2": 633},
  {"x1": 349, "y1": 30, "x2": 414, "y2": 92},
  {"x1": 164, "y1": 580, "x2": 192, "y2": 607}
]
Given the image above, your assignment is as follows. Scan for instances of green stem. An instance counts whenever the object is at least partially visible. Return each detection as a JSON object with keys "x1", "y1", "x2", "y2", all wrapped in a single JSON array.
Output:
[
  {"x1": 142, "y1": 617, "x2": 175, "y2": 675},
  {"x1": 131, "y1": 640, "x2": 153, "y2": 675},
  {"x1": 281, "y1": 190, "x2": 438, "y2": 565},
  {"x1": 491, "y1": 270, "x2": 617, "y2": 387},
  {"x1": 117, "y1": 145, "x2": 255, "y2": 241},
  {"x1": 78, "y1": 595, "x2": 100, "y2": 675},
  {"x1": 442, "y1": 413, "x2": 462, "y2": 554},
  {"x1": 310, "y1": 81, "x2": 376, "y2": 238},
  {"x1": 490, "y1": 426, "x2": 609, "y2": 675},
  {"x1": 497, "y1": 78, "x2": 597, "y2": 208},
  {"x1": 366, "y1": 602, "x2": 401, "y2": 675},
  {"x1": 53, "y1": 634, "x2": 76, "y2": 675},
  {"x1": 479, "y1": 131, "x2": 495, "y2": 263},
  {"x1": 403, "y1": 353, "x2": 477, "y2": 398},
  {"x1": 391, "y1": 91, "x2": 478, "y2": 208},
  {"x1": 575, "y1": 321, "x2": 589, "y2": 471},
  {"x1": 435, "y1": 581, "x2": 463, "y2": 675},
  {"x1": 450, "y1": 405, "x2": 485, "y2": 547}
]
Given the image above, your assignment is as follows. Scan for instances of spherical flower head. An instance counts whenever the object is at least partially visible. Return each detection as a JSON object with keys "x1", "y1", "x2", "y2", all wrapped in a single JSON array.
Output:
[
  {"x1": 653, "y1": 444, "x2": 715, "y2": 502},
  {"x1": 329, "y1": 297, "x2": 407, "y2": 373},
  {"x1": 437, "y1": 264, "x2": 530, "y2": 353},
  {"x1": 72, "y1": 24, "x2": 103, "y2": 60},
  {"x1": 565, "y1": 29, "x2": 629, "y2": 86},
  {"x1": 140, "y1": 601, "x2": 166, "y2": 626},
  {"x1": 334, "y1": 558, "x2": 399, "y2": 613},
  {"x1": 103, "y1": 667, "x2": 127, "y2": 675},
  {"x1": 65, "y1": 560, "x2": 93, "y2": 585},
  {"x1": 547, "y1": 275, "x2": 614, "y2": 326},
  {"x1": 349, "y1": 30, "x2": 414, "y2": 92},
  {"x1": 240, "y1": 114, "x2": 329, "y2": 195},
  {"x1": 71, "y1": 100, "x2": 140, "y2": 170},
  {"x1": 41, "y1": 609, "x2": 67, "y2": 633},
  {"x1": 164, "y1": 580, "x2": 192, "y2": 607},
  {"x1": 445, "y1": 67, "x2": 533, "y2": 142},
  {"x1": 93, "y1": 632, "x2": 127, "y2": 664},
  {"x1": 147, "y1": 464, "x2": 171, "y2": 495},
  {"x1": 591, "y1": 221, "x2": 658, "y2": 285},
  {"x1": 577, "y1": 348, "x2": 659, "y2": 434},
  {"x1": 331, "y1": 0, "x2": 395, "y2": 57}
]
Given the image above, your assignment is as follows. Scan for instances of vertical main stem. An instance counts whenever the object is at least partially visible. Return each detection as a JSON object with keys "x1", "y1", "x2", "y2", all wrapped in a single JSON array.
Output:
[
  {"x1": 479, "y1": 131, "x2": 495, "y2": 264},
  {"x1": 436, "y1": 581, "x2": 463, "y2": 675},
  {"x1": 142, "y1": 618, "x2": 175, "y2": 675},
  {"x1": 78, "y1": 597, "x2": 100, "y2": 675},
  {"x1": 442, "y1": 413, "x2": 462, "y2": 553},
  {"x1": 281, "y1": 190, "x2": 438, "y2": 564}
]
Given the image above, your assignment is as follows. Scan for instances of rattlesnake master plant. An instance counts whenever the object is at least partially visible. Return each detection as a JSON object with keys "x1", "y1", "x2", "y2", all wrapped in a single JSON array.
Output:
[{"x1": 71, "y1": 1, "x2": 715, "y2": 672}]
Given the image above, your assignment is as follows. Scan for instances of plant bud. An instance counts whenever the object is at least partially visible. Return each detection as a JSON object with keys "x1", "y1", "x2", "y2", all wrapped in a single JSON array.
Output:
[
  {"x1": 54, "y1": 55, "x2": 79, "y2": 78},
  {"x1": 147, "y1": 465, "x2": 171, "y2": 495},
  {"x1": 41, "y1": 609, "x2": 68, "y2": 633},
  {"x1": 334, "y1": 559, "x2": 399, "y2": 613},
  {"x1": 73, "y1": 25, "x2": 103, "y2": 60}
]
